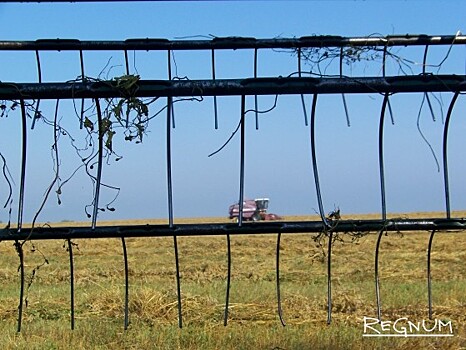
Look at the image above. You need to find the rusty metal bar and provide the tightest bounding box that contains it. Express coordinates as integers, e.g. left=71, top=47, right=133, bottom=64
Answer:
left=1, top=76, right=465, bottom=100
left=1, top=35, right=465, bottom=51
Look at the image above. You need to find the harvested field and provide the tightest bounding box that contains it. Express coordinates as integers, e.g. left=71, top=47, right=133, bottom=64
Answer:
left=0, top=213, right=465, bottom=349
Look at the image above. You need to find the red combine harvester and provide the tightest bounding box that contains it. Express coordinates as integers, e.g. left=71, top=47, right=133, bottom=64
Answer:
left=228, top=198, right=282, bottom=222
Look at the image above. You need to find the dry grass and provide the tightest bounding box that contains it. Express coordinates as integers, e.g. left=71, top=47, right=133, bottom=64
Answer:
left=0, top=212, right=465, bottom=349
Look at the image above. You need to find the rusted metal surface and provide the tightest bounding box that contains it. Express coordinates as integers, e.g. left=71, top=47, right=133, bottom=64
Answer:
left=0, top=75, right=465, bottom=100
left=0, top=35, right=465, bottom=51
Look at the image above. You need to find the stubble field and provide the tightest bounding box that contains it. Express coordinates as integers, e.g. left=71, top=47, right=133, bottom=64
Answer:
left=0, top=212, right=465, bottom=349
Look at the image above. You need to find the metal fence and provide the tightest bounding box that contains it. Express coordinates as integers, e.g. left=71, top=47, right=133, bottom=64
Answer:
left=0, top=34, right=466, bottom=331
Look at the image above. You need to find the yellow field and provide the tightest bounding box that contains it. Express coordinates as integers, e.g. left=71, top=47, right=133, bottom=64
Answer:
left=0, top=212, right=465, bottom=349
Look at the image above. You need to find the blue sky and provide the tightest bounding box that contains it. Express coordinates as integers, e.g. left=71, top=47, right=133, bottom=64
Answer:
left=0, top=1, right=466, bottom=223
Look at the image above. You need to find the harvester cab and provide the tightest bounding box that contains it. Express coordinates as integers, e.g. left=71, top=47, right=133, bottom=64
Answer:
left=229, top=197, right=282, bottom=222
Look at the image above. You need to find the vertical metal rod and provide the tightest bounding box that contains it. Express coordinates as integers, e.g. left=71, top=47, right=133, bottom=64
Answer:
left=238, top=95, right=246, bottom=227
left=16, top=99, right=28, bottom=332
left=116, top=52, right=132, bottom=329
left=422, top=45, right=437, bottom=123
left=327, top=231, right=333, bottom=325
left=166, top=100, right=174, bottom=226
left=124, top=50, right=130, bottom=128
left=79, top=50, right=85, bottom=130
left=298, top=48, right=309, bottom=127
left=225, top=95, right=246, bottom=326
left=121, top=236, right=129, bottom=329
left=67, top=239, right=75, bottom=330
left=375, top=93, right=389, bottom=321
left=118, top=51, right=132, bottom=329
left=309, top=94, right=329, bottom=227
left=226, top=93, right=245, bottom=320
left=15, top=240, right=24, bottom=333
left=124, top=49, right=130, bottom=75
left=427, top=229, right=436, bottom=320
left=387, top=100, right=395, bottom=126
left=383, top=47, right=395, bottom=125
left=374, top=229, right=384, bottom=322
left=224, top=233, right=231, bottom=326
left=378, top=94, right=389, bottom=222
left=442, top=92, right=460, bottom=219
left=276, top=232, right=286, bottom=326
left=422, top=45, right=429, bottom=74
left=168, top=50, right=175, bottom=128
left=425, top=93, right=436, bottom=123
left=31, top=50, right=42, bottom=130
left=309, top=93, right=332, bottom=324
left=18, top=100, right=27, bottom=233
left=120, top=57, right=131, bottom=328
left=166, top=97, right=182, bottom=328
left=212, top=49, right=219, bottom=129
left=254, top=48, right=259, bottom=130
left=92, top=98, right=103, bottom=230
left=340, top=47, right=351, bottom=127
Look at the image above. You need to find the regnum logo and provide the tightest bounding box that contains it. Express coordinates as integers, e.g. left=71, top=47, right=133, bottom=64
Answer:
left=363, top=316, right=454, bottom=338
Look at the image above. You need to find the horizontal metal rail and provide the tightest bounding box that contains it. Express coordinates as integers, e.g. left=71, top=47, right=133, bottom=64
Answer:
left=1, top=218, right=465, bottom=241
left=0, top=35, right=465, bottom=51
left=1, top=75, right=466, bottom=100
